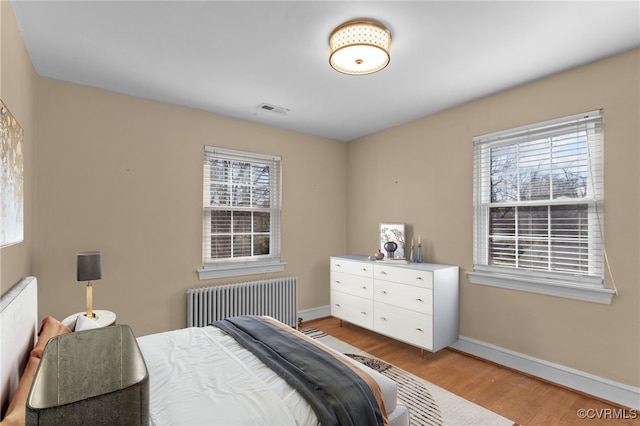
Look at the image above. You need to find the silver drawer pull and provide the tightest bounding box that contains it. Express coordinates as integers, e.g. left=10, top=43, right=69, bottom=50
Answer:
left=334, top=263, right=341, bottom=267
left=361, top=268, right=368, bottom=272
left=416, top=328, right=424, bottom=332
left=416, top=276, right=424, bottom=280
left=334, top=303, right=341, bottom=307
left=335, top=280, right=341, bottom=284
left=380, top=316, right=388, bottom=321
left=381, top=290, right=388, bottom=295
left=380, top=271, right=387, bottom=275
left=361, top=286, right=367, bottom=289
left=360, top=311, right=367, bottom=315
left=416, top=298, right=423, bottom=302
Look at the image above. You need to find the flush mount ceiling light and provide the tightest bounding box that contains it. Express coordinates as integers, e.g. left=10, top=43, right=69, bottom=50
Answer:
left=329, top=20, right=391, bottom=75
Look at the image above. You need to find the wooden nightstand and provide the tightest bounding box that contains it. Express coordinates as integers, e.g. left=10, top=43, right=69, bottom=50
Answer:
left=62, top=310, right=116, bottom=330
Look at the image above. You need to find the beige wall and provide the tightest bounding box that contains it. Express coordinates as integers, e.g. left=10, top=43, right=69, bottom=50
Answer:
left=0, top=1, right=37, bottom=294
left=347, top=49, right=640, bottom=387
left=33, top=78, right=347, bottom=336
left=3, top=0, right=638, bottom=392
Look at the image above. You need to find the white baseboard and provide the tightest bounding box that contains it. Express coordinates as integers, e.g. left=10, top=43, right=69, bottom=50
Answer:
left=451, top=336, right=640, bottom=410
left=297, top=305, right=330, bottom=324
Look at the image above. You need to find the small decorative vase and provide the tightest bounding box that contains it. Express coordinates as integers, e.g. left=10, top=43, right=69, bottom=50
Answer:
left=409, top=245, right=415, bottom=262
left=374, top=249, right=384, bottom=261
left=384, top=241, right=398, bottom=259
left=417, top=244, right=423, bottom=263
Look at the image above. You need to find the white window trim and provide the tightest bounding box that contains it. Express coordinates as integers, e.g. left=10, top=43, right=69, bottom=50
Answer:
left=471, top=110, right=614, bottom=304
left=467, top=266, right=615, bottom=304
left=198, top=260, right=286, bottom=280
left=198, top=146, right=285, bottom=280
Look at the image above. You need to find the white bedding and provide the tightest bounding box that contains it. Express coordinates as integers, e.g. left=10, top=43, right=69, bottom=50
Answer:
left=137, top=325, right=408, bottom=426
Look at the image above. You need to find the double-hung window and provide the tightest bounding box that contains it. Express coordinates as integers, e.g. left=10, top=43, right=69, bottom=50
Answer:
left=468, top=110, right=614, bottom=304
left=198, top=146, right=285, bottom=280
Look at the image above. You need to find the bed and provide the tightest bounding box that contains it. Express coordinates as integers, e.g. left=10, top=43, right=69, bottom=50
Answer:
left=1, top=277, right=410, bottom=426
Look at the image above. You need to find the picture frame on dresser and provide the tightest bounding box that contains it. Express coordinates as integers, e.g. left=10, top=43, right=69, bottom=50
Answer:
left=380, top=223, right=405, bottom=259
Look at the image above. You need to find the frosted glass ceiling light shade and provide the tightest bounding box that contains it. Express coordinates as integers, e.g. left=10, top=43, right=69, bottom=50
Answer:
left=329, top=20, right=391, bottom=75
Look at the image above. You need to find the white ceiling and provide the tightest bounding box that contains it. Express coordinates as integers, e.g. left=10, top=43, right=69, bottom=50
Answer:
left=10, top=1, right=640, bottom=142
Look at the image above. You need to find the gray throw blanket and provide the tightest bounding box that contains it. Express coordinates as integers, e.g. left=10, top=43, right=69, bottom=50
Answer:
left=213, top=315, right=385, bottom=426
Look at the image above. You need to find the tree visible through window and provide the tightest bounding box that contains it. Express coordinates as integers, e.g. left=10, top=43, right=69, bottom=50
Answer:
left=202, top=147, right=281, bottom=266
left=472, top=111, right=604, bottom=290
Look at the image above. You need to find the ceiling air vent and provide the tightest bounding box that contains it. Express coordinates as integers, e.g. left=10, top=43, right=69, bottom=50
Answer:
left=257, top=103, right=289, bottom=116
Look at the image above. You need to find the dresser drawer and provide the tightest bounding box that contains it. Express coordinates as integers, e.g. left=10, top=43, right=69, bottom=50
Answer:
left=374, top=280, right=433, bottom=315
left=330, top=291, right=374, bottom=329
left=374, top=302, right=433, bottom=351
left=330, top=256, right=458, bottom=353
left=331, top=271, right=374, bottom=299
left=330, top=258, right=374, bottom=278
left=374, top=264, right=433, bottom=288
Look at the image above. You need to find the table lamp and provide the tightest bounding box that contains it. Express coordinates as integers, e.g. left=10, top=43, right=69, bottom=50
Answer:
left=77, top=251, right=102, bottom=320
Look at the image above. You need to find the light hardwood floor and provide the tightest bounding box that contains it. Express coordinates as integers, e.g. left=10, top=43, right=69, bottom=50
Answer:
left=303, top=316, right=639, bottom=426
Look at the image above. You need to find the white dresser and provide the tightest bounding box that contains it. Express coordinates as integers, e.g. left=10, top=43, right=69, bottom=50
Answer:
left=330, top=255, right=459, bottom=352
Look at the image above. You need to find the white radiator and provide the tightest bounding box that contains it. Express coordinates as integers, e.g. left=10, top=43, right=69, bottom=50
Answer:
left=187, top=277, right=297, bottom=328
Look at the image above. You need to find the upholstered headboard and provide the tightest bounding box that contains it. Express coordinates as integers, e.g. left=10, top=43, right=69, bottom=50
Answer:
left=0, top=277, right=38, bottom=419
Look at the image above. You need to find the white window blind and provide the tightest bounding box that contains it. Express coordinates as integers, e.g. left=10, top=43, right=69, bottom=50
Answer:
left=200, top=146, right=283, bottom=277
left=470, top=111, right=611, bottom=301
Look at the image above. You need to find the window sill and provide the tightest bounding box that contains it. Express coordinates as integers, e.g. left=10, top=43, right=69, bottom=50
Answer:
left=198, top=260, right=287, bottom=280
left=467, top=267, right=615, bottom=305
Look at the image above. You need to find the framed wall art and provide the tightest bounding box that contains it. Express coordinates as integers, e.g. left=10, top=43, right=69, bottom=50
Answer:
left=380, top=223, right=405, bottom=260
left=1, top=99, right=24, bottom=247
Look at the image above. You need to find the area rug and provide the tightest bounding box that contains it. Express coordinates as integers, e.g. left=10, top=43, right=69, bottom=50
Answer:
left=301, top=328, right=518, bottom=426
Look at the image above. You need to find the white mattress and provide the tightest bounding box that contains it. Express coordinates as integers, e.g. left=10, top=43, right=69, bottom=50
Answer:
left=137, top=325, right=408, bottom=426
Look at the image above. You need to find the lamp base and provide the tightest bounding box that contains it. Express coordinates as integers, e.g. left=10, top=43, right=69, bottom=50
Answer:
left=85, top=280, right=95, bottom=320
